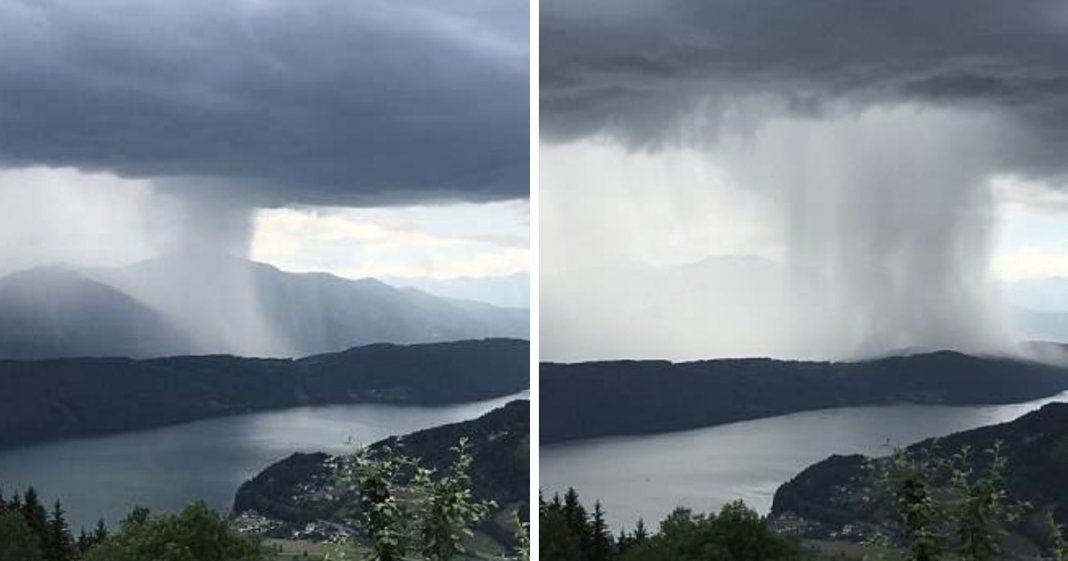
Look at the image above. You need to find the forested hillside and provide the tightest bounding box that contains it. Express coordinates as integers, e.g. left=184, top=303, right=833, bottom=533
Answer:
left=0, top=338, right=528, bottom=450
left=234, top=400, right=530, bottom=554
left=542, top=351, right=1068, bottom=443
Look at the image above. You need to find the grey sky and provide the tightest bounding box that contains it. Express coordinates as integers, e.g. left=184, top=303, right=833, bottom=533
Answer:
left=0, top=0, right=530, bottom=298
left=540, top=0, right=1068, bottom=361
left=542, top=0, right=1068, bottom=181
left=0, top=0, right=529, bottom=207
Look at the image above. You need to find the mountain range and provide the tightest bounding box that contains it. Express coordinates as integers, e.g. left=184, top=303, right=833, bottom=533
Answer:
left=543, top=255, right=1068, bottom=362
left=383, top=272, right=529, bottom=309
left=0, top=253, right=528, bottom=360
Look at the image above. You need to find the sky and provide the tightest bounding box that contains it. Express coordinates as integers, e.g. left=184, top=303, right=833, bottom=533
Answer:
left=541, top=0, right=1068, bottom=361
left=0, top=0, right=529, bottom=283
left=990, top=176, right=1068, bottom=282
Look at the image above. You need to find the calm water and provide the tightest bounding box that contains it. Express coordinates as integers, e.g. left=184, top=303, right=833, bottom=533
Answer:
left=0, top=392, right=528, bottom=531
left=541, top=391, right=1068, bottom=531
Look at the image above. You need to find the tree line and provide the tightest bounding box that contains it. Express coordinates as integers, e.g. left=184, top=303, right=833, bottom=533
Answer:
left=0, top=486, right=107, bottom=561
left=0, top=486, right=258, bottom=561
left=539, top=488, right=801, bottom=561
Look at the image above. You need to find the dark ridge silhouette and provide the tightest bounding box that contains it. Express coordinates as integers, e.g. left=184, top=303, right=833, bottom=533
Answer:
left=541, top=351, right=1068, bottom=444
left=0, top=338, right=528, bottom=450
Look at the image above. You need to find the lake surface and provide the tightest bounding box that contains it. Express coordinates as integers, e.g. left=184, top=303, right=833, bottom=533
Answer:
left=0, top=392, right=528, bottom=531
left=541, top=391, right=1068, bottom=531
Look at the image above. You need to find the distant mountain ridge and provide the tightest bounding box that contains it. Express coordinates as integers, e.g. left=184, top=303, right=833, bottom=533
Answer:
left=541, top=351, right=1068, bottom=444
left=1002, top=276, right=1068, bottom=312
left=0, top=338, right=529, bottom=450
left=0, top=267, right=196, bottom=359
left=543, top=256, right=1068, bottom=363
left=0, top=253, right=528, bottom=359
left=383, top=272, right=529, bottom=309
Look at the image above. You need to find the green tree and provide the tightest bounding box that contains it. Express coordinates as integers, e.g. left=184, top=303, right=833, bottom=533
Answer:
left=92, top=519, right=110, bottom=543
left=329, top=445, right=412, bottom=561
left=883, top=445, right=945, bottom=561
left=710, top=500, right=798, bottom=561
left=513, top=510, right=530, bottom=561
left=327, top=438, right=495, bottom=561
left=45, top=500, right=74, bottom=561
left=411, top=438, right=496, bottom=561
left=649, top=503, right=798, bottom=561
left=881, top=440, right=1026, bottom=561
left=540, top=490, right=798, bottom=561
left=589, top=502, right=612, bottom=561
left=1047, top=511, right=1068, bottom=561
left=539, top=497, right=582, bottom=561
left=0, top=510, right=44, bottom=561
left=946, top=443, right=1022, bottom=561
left=21, top=487, right=49, bottom=542
left=76, top=529, right=92, bottom=555
left=82, top=502, right=262, bottom=561
left=633, top=518, right=647, bottom=544
left=561, top=488, right=591, bottom=560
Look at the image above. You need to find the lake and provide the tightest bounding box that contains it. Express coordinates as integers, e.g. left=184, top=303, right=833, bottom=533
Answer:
left=540, top=391, right=1068, bottom=531
left=0, top=392, right=527, bottom=531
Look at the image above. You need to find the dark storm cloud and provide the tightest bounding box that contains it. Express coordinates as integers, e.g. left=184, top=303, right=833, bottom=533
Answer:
left=0, top=0, right=529, bottom=206
left=541, top=0, right=1068, bottom=170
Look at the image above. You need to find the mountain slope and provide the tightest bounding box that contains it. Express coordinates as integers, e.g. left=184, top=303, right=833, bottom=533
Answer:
left=544, top=256, right=1068, bottom=364
left=384, top=272, right=530, bottom=309
left=0, top=338, right=529, bottom=450
left=0, top=254, right=527, bottom=359
left=91, top=253, right=528, bottom=357
left=1002, top=276, right=1068, bottom=313
left=541, top=352, right=1068, bottom=443
left=770, top=402, right=1068, bottom=548
left=233, top=400, right=530, bottom=553
left=1015, top=307, right=1068, bottom=344
left=0, top=267, right=194, bottom=359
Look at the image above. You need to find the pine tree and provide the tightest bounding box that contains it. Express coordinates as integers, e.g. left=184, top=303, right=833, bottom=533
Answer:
left=562, top=488, right=592, bottom=560
left=616, top=527, right=631, bottom=554
left=76, top=529, right=91, bottom=555
left=92, top=519, right=109, bottom=543
left=590, top=501, right=613, bottom=561
left=633, top=518, right=648, bottom=544
left=45, top=500, right=73, bottom=561
left=540, top=498, right=582, bottom=561
left=20, top=487, right=48, bottom=550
